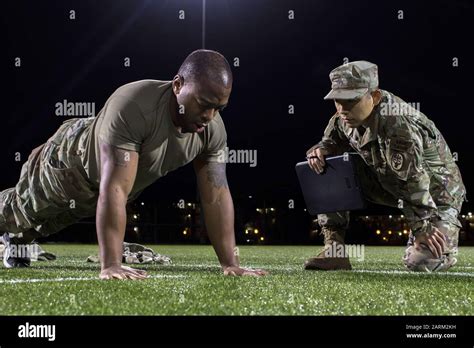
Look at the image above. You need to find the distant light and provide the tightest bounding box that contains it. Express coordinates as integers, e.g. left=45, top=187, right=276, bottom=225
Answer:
left=403, top=229, right=408, bottom=234
left=270, top=208, right=275, bottom=211
left=388, top=230, right=392, bottom=235
left=366, top=216, right=369, bottom=219
left=133, top=214, right=138, bottom=219
left=383, top=237, right=387, bottom=241
left=249, top=195, right=252, bottom=199
left=398, top=232, right=402, bottom=236
left=468, top=212, right=473, bottom=217
left=133, top=227, right=139, bottom=232
left=246, top=239, right=250, bottom=243
left=376, top=230, right=381, bottom=235
left=304, top=209, right=307, bottom=212
left=462, top=215, right=466, bottom=219
left=183, top=230, right=187, bottom=235
left=401, top=215, right=404, bottom=218
left=254, top=229, right=259, bottom=234
left=187, top=203, right=192, bottom=207
left=260, top=237, right=264, bottom=241
left=187, top=214, right=191, bottom=218
left=245, top=230, right=249, bottom=234
left=389, top=215, right=392, bottom=219
left=141, top=202, right=145, bottom=206
left=256, top=208, right=262, bottom=213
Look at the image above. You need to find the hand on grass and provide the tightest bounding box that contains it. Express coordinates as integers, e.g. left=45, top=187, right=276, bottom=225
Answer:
left=223, top=266, right=268, bottom=277
left=100, top=265, right=148, bottom=280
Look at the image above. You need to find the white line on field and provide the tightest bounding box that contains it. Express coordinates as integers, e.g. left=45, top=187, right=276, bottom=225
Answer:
left=175, top=263, right=474, bottom=276
left=0, top=274, right=186, bottom=284
left=2, top=265, right=472, bottom=284
left=353, top=269, right=474, bottom=277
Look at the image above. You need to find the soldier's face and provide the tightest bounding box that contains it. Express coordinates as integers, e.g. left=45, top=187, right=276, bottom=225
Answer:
left=172, top=75, right=231, bottom=133
left=334, top=92, right=375, bottom=128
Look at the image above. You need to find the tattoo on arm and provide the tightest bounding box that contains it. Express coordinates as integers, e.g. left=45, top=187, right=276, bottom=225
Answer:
left=206, top=162, right=228, bottom=189
left=112, top=149, right=130, bottom=167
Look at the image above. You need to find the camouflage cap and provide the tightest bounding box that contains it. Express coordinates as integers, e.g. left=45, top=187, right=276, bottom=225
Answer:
left=324, top=60, right=379, bottom=100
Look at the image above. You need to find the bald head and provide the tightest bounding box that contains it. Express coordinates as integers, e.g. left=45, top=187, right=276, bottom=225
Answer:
left=171, top=49, right=233, bottom=133
left=177, top=49, right=233, bottom=88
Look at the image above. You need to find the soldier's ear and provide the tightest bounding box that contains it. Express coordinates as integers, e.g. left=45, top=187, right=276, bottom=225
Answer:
left=172, top=75, right=184, bottom=95
left=371, top=89, right=382, bottom=106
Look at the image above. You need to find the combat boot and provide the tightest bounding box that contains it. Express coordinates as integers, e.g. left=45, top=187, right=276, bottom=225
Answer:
left=304, top=227, right=352, bottom=270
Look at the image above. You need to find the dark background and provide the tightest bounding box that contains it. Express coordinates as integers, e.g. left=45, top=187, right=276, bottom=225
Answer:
left=1, top=0, right=473, bottom=244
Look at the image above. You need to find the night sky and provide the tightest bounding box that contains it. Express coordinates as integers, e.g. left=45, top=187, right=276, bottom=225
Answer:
left=2, top=0, right=473, bottom=212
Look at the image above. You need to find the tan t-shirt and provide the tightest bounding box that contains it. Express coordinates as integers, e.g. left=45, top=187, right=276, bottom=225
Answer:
left=83, top=80, right=227, bottom=199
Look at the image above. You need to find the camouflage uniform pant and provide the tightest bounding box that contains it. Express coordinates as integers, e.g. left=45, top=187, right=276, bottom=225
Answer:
left=315, top=160, right=463, bottom=270
left=0, top=118, right=99, bottom=241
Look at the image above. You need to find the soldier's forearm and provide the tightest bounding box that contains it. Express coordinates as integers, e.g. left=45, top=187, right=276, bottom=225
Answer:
left=194, top=160, right=238, bottom=268
left=96, top=188, right=128, bottom=269
left=201, top=188, right=238, bottom=268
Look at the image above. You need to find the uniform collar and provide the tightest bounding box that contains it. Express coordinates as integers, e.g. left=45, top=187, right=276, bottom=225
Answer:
left=358, top=109, right=379, bottom=147
left=345, top=109, right=379, bottom=147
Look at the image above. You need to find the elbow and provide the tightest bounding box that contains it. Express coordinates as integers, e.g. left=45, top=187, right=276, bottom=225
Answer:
left=98, top=184, right=129, bottom=204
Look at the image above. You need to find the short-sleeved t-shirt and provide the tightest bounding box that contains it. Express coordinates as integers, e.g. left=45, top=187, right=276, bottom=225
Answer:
left=82, top=80, right=227, bottom=199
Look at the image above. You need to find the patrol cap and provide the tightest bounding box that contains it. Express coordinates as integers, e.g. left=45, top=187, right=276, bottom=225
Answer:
left=324, top=60, right=379, bottom=100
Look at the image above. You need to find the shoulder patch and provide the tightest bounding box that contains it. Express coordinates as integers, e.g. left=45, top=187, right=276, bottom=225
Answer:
left=391, top=152, right=404, bottom=170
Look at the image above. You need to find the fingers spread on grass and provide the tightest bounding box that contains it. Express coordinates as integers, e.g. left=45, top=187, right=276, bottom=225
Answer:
left=242, top=268, right=268, bottom=277
left=242, top=271, right=259, bottom=277
left=248, top=269, right=269, bottom=276
left=122, top=266, right=148, bottom=278
left=127, top=271, right=147, bottom=279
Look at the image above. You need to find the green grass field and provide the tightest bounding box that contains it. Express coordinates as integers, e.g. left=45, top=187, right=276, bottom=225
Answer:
left=0, top=245, right=473, bottom=315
